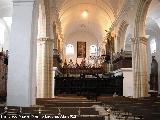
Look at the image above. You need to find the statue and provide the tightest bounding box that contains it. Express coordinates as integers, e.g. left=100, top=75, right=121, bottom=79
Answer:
left=68, top=59, right=74, bottom=68
left=74, top=58, right=79, bottom=68
left=104, top=31, right=114, bottom=64
left=63, top=59, right=68, bottom=68
left=80, top=58, right=86, bottom=68
left=150, top=56, right=158, bottom=91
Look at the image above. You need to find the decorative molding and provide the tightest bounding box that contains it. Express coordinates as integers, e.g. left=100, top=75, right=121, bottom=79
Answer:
left=121, top=68, right=132, bottom=71
left=131, top=37, right=147, bottom=45
left=110, top=0, right=136, bottom=31
left=37, top=37, right=53, bottom=42
left=13, top=0, right=35, bottom=6
left=13, top=0, right=35, bottom=2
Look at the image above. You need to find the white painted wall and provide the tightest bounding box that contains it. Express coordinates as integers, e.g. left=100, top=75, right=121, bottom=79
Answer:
left=64, top=31, right=99, bottom=64
left=30, top=0, right=39, bottom=105
left=7, top=1, right=36, bottom=107
left=121, top=68, right=134, bottom=97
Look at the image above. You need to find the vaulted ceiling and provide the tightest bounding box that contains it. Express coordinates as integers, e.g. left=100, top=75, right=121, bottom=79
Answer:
left=54, top=0, right=125, bottom=41
left=147, top=0, right=160, bottom=21
left=1, top=0, right=160, bottom=41
left=146, top=0, right=160, bottom=40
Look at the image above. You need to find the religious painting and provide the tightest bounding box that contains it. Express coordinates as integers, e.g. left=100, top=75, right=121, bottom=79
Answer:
left=77, top=42, right=86, bottom=58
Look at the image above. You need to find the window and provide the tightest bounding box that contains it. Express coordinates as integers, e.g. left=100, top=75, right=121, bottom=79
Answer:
left=0, top=22, right=5, bottom=47
left=66, top=44, right=74, bottom=55
left=3, top=17, right=12, bottom=28
left=90, top=45, right=97, bottom=56
left=150, top=39, right=156, bottom=54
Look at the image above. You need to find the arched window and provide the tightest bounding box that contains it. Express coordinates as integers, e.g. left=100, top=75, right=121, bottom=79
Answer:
left=0, top=22, right=5, bottom=47
left=66, top=44, right=74, bottom=55
left=90, top=45, right=97, bottom=56
left=150, top=39, right=156, bottom=54
left=3, top=17, right=12, bottom=28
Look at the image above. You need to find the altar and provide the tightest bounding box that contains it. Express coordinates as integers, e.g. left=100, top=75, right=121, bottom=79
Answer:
left=61, top=67, right=104, bottom=75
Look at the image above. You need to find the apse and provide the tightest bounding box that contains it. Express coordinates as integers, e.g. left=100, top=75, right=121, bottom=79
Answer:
left=57, top=0, right=115, bottom=63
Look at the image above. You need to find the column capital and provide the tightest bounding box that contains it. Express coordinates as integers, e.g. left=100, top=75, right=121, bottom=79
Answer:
left=13, top=0, right=35, bottom=2
left=131, top=37, right=147, bottom=45
left=13, top=0, right=35, bottom=7
left=37, top=37, right=54, bottom=42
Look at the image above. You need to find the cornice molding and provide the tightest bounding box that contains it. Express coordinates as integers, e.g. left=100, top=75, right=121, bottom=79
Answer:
left=131, top=37, right=147, bottom=45
left=37, top=37, right=54, bottom=42
left=13, top=0, right=35, bottom=2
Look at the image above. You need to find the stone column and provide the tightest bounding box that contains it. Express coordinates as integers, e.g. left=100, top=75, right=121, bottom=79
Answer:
left=132, top=37, right=148, bottom=98
left=7, top=0, right=36, bottom=106
left=37, top=38, right=53, bottom=98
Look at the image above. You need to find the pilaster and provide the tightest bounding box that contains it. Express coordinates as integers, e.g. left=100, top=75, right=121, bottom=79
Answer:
left=37, top=38, right=53, bottom=98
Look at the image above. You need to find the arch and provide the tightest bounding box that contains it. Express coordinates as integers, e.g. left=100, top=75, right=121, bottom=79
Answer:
left=150, top=38, right=156, bottom=54
left=124, top=33, right=132, bottom=51
left=134, top=0, right=152, bottom=37
left=145, top=17, right=160, bottom=55
left=66, top=44, right=74, bottom=55
left=0, top=18, right=11, bottom=50
left=145, top=0, right=160, bottom=93
left=0, top=20, right=5, bottom=47
left=117, top=20, right=129, bottom=52
left=145, top=17, right=160, bottom=42
left=90, top=45, right=97, bottom=56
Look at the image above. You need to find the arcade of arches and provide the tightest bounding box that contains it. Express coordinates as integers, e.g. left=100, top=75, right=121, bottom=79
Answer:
left=0, top=0, right=160, bottom=107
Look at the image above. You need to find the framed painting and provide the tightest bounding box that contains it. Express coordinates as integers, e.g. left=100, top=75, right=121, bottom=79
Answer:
left=77, top=41, right=86, bottom=58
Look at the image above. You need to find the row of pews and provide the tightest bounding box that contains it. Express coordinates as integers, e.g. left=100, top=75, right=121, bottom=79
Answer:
left=2, top=95, right=160, bottom=119
left=0, top=96, right=106, bottom=120
left=98, top=96, right=160, bottom=120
